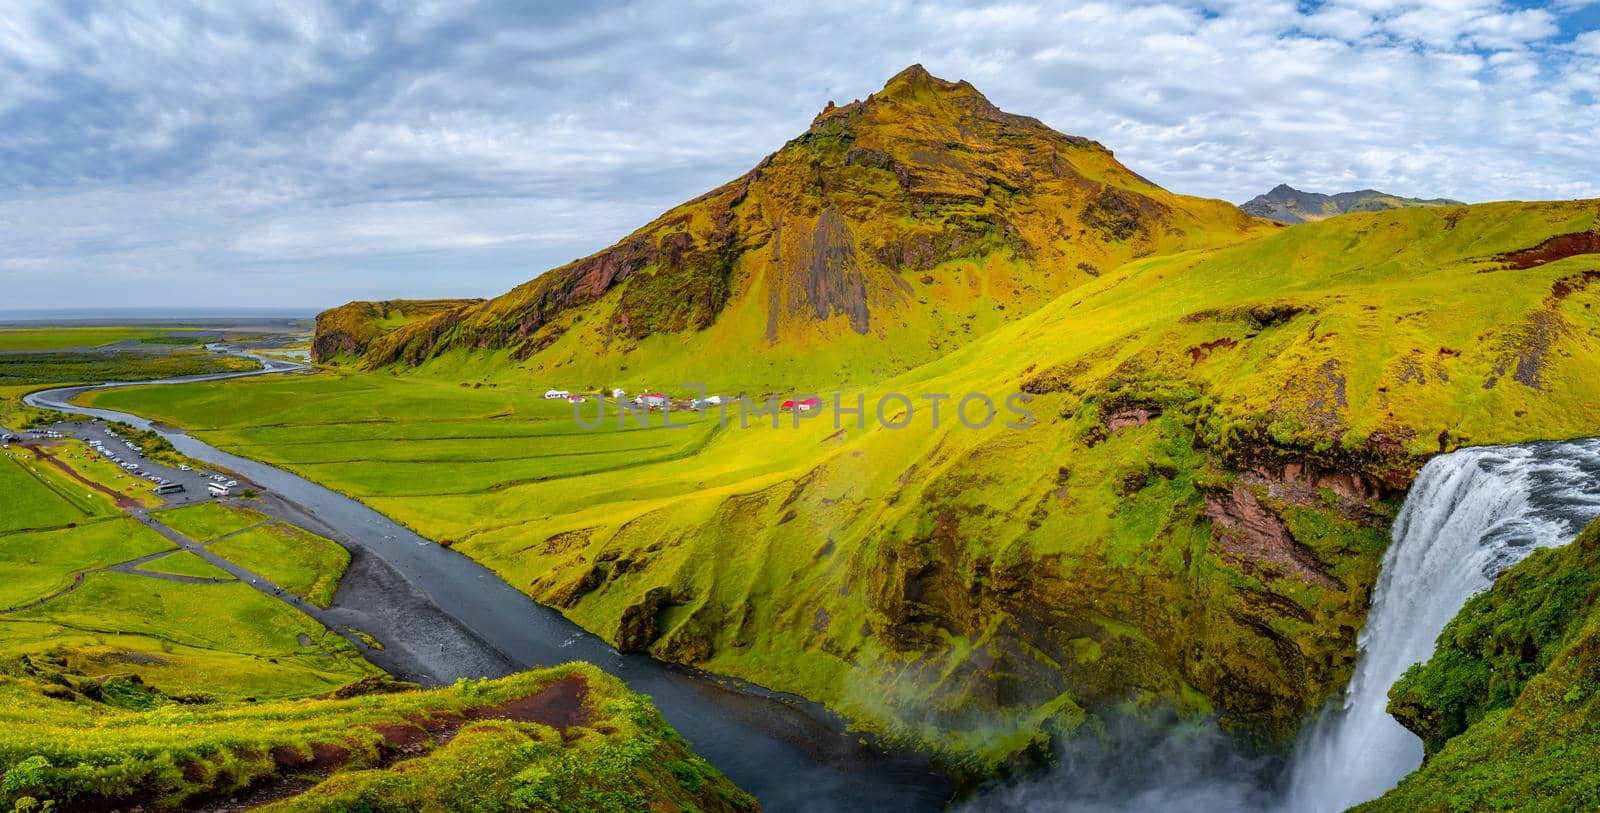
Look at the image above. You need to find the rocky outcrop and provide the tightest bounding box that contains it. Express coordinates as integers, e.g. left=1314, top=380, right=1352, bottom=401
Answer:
left=311, top=299, right=480, bottom=363
left=1491, top=228, right=1600, bottom=270
left=615, top=586, right=681, bottom=652
left=1203, top=481, right=1339, bottom=588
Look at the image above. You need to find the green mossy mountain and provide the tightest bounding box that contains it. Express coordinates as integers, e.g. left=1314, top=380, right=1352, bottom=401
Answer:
left=1362, top=517, right=1600, bottom=811
left=316, top=65, right=1266, bottom=387
left=255, top=67, right=1600, bottom=773
left=1241, top=184, right=1463, bottom=224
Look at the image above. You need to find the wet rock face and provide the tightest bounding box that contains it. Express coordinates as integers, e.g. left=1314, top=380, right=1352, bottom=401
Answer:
left=800, top=206, right=871, bottom=334
left=1204, top=481, right=1338, bottom=588
left=615, top=586, right=680, bottom=652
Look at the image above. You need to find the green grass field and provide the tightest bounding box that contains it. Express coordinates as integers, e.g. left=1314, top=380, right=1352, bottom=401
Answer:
left=11, top=572, right=359, bottom=670
left=0, top=444, right=123, bottom=530
left=0, top=440, right=379, bottom=705
left=136, top=551, right=235, bottom=581
left=0, top=326, right=201, bottom=352
left=86, top=372, right=722, bottom=499
left=0, top=520, right=174, bottom=610
left=153, top=502, right=269, bottom=543
left=209, top=523, right=349, bottom=608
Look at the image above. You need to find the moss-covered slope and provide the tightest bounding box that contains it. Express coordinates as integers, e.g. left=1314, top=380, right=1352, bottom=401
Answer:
left=1362, top=517, right=1600, bottom=811
left=0, top=661, right=755, bottom=812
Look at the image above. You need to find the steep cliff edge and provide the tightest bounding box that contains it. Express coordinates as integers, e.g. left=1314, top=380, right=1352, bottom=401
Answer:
left=1364, top=517, right=1600, bottom=811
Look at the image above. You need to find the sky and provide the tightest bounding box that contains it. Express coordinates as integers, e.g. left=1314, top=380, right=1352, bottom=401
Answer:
left=2, top=0, right=1598, bottom=312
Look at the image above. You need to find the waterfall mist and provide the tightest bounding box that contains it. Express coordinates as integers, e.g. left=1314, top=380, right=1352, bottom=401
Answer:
left=957, top=710, right=1282, bottom=813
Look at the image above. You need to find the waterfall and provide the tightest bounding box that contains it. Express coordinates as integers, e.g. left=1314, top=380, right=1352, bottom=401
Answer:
left=1282, top=438, right=1600, bottom=813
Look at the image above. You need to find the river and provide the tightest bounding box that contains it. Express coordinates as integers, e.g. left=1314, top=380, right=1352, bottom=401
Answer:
left=26, top=352, right=954, bottom=813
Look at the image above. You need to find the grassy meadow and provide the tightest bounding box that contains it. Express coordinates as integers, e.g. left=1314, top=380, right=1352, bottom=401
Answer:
left=0, top=326, right=202, bottom=352
left=136, top=551, right=236, bottom=580
left=0, top=447, right=119, bottom=532
left=207, top=521, right=350, bottom=608
left=154, top=501, right=268, bottom=542
left=0, top=436, right=379, bottom=703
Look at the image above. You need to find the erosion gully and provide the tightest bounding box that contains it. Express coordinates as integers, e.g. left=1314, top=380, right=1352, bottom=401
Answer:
left=26, top=351, right=954, bottom=813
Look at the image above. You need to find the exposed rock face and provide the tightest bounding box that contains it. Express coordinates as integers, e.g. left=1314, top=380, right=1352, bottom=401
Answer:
left=615, top=586, right=681, bottom=652
left=799, top=205, right=871, bottom=334
left=1104, top=407, right=1159, bottom=432
left=1204, top=481, right=1339, bottom=588
left=1492, top=228, right=1600, bottom=270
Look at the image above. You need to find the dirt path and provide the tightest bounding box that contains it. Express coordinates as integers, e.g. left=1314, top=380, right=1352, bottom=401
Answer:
left=26, top=443, right=141, bottom=509
left=105, top=550, right=235, bottom=584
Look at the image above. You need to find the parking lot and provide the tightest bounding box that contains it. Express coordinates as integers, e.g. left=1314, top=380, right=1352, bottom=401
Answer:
left=31, top=418, right=258, bottom=506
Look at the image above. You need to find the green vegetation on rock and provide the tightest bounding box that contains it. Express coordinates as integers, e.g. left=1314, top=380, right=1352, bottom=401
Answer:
left=0, top=662, right=753, bottom=813
left=1363, top=518, right=1600, bottom=811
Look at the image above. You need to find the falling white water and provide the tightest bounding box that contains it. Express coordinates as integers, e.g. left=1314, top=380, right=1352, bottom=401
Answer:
left=1282, top=438, right=1600, bottom=813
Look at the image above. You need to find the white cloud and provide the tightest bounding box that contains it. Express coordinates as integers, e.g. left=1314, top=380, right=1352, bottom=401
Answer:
left=0, top=0, right=1595, bottom=310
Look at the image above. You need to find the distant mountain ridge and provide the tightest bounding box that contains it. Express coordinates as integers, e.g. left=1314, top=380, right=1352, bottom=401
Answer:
left=1241, top=184, right=1463, bottom=224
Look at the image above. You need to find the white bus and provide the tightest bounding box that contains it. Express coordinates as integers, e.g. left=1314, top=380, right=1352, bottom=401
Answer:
left=207, top=482, right=230, bottom=497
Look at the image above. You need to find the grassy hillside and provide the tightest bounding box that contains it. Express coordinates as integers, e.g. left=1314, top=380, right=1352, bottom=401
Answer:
left=322, top=66, right=1267, bottom=389
left=88, top=198, right=1600, bottom=772
left=0, top=662, right=755, bottom=812
left=1362, top=517, right=1600, bottom=811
